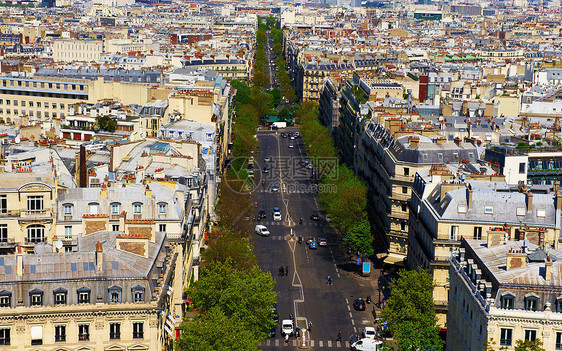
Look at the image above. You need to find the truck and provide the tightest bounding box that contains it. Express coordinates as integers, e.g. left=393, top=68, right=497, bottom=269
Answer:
left=272, top=121, right=287, bottom=129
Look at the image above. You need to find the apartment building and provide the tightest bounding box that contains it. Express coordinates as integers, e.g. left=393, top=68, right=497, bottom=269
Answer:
left=52, top=39, right=104, bottom=62
left=410, top=175, right=561, bottom=326
left=358, top=119, right=478, bottom=265
left=0, top=230, right=176, bottom=350
left=448, top=238, right=562, bottom=351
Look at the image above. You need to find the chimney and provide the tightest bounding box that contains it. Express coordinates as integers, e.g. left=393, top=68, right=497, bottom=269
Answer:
left=145, top=184, right=152, bottom=198
left=467, top=183, right=473, bottom=209
left=96, top=241, right=103, bottom=271
left=409, top=136, right=419, bottom=148
left=557, top=191, right=562, bottom=212
left=454, top=137, right=462, bottom=147
left=100, top=182, right=107, bottom=198
left=79, top=145, right=87, bottom=188
left=506, top=248, right=526, bottom=270
left=554, top=180, right=559, bottom=194
left=435, top=137, right=446, bottom=144
left=16, top=245, right=23, bottom=276
left=527, top=190, right=533, bottom=212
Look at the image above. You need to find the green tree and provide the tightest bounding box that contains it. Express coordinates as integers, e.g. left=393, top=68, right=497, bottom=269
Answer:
left=203, top=229, right=256, bottom=270
left=250, top=87, right=273, bottom=120
left=268, top=87, right=282, bottom=107
left=514, top=339, right=546, bottom=351
left=230, top=79, right=251, bottom=107
left=278, top=107, right=290, bottom=121
left=176, top=307, right=259, bottom=351
left=345, top=217, right=374, bottom=256
left=187, top=259, right=277, bottom=340
left=253, top=70, right=270, bottom=88
left=380, top=269, right=443, bottom=351
left=265, top=16, right=276, bottom=28
left=95, top=115, right=117, bottom=132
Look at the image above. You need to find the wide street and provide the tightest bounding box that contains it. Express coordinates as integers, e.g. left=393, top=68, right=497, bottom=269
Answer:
left=250, top=127, right=379, bottom=349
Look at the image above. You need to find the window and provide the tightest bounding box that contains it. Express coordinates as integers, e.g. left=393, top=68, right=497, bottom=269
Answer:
left=525, top=296, right=538, bottom=311
left=109, top=323, right=120, bottom=340
left=0, top=291, right=10, bottom=308
left=89, top=203, right=98, bottom=215
left=64, top=226, right=72, bottom=240
left=77, top=287, right=90, bottom=304
left=132, top=286, right=144, bottom=302
left=111, top=203, right=120, bottom=214
left=400, top=222, right=406, bottom=231
left=78, top=324, right=89, bottom=341
left=474, top=227, right=482, bottom=240
left=449, top=226, right=459, bottom=240
left=457, top=205, right=467, bottom=214
left=525, top=329, right=537, bottom=342
left=404, top=167, right=409, bottom=176
left=30, top=289, right=43, bottom=306
left=484, top=206, right=493, bottom=214
left=519, top=162, right=526, bottom=174
left=402, top=186, right=407, bottom=194
left=30, top=325, right=42, bottom=345
left=109, top=286, right=121, bottom=303
left=55, top=325, right=66, bottom=342
left=556, top=332, right=562, bottom=350
left=54, top=288, right=67, bottom=305
left=500, top=328, right=512, bottom=346
left=27, top=196, right=43, bottom=211
left=63, top=204, right=72, bottom=216
left=0, top=225, right=6, bottom=243
left=537, top=209, right=546, bottom=217
left=0, top=195, right=6, bottom=214
left=401, top=204, right=407, bottom=212
left=133, top=322, right=144, bottom=339
left=0, top=328, right=9, bottom=345
left=517, top=207, right=526, bottom=216
left=159, top=224, right=166, bottom=233
left=27, top=225, right=45, bottom=243
left=112, top=224, right=119, bottom=232
left=158, top=203, right=167, bottom=214
left=133, top=203, right=142, bottom=214
left=501, top=294, right=514, bottom=309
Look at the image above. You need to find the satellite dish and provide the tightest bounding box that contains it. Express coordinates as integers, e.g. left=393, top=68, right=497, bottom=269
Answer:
left=55, top=240, right=63, bottom=250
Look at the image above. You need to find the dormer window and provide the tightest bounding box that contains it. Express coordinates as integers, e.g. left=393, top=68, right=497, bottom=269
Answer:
left=0, top=291, right=11, bottom=308
left=111, top=203, right=120, bottom=215
left=77, top=287, right=90, bottom=304
left=132, top=286, right=145, bottom=303
left=109, top=286, right=121, bottom=303
left=29, top=289, right=43, bottom=306
left=53, top=288, right=67, bottom=305
left=88, top=203, right=99, bottom=215
left=501, top=294, right=514, bottom=310
left=158, top=203, right=167, bottom=215
left=133, top=203, right=142, bottom=214
left=525, top=296, right=539, bottom=311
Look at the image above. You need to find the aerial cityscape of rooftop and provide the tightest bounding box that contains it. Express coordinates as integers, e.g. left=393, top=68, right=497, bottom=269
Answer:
left=0, top=0, right=560, bottom=350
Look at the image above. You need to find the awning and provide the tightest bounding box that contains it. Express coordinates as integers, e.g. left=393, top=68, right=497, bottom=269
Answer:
left=383, top=253, right=405, bottom=266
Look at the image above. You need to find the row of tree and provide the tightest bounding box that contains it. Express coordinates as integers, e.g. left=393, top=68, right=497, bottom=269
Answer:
left=295, top=101, right=374, bottom=257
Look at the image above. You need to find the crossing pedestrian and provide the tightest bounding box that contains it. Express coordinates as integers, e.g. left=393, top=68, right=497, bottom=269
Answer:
left=285, top=266, right=289, bottom=276
left=327, top=275, right=333, bottom=285
left=337, top=330, right=342, bottom=342
left=308, top=321, right=312, bottom=332
left=349, top=334, right=354, bottom=344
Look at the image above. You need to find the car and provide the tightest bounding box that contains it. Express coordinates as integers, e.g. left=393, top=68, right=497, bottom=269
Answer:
left=309, top=241, right=318, bottom=249
left=288, top=143, right=294, bottom=148
left=306, top=237, right=316, bottom=245
left=273, top=212, right=282, bottom=221
left=257, top=210, right=266, bottom=220
left=281, top=319, right=294, bottom=336
left=254, top=225, right=270, bottom=237
left=289, top=135, right=295, bottom=140
left=353, top=298, right=366, bottom=311
left=264, top=156, right=271, bottom=162
left=262, top=166, right=269, bottom=173
left=318, top=238, right=328, bottom=246
left=351, top=338, right=382, bottom=351
left=363, top=326, right=376, bottom=340
left=294, top=132, right=300, bottom=137
left=306, top=163, right=313, bottom=169
left=271, top=183, right=280, bottom=192
left=310, top=213, right=319, bottom=221
left=269, top=325, right=276, bottom=338
left=281, top=133, right=287, bottom=138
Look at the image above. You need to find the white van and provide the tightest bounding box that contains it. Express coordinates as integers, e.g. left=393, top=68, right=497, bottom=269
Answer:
left=351, top=338, right=382, bottom=351
left=254, top=225, right=270, bottom=237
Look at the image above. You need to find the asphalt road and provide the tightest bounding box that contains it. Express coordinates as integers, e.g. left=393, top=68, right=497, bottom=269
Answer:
left=251, top=128, right=378, bottom=349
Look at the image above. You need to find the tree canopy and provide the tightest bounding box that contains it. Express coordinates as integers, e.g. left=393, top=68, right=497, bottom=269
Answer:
left=380, top=269, right=443, bottom=351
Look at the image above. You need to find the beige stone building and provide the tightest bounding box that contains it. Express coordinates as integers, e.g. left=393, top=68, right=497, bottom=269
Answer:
left=52, top=40, right=104, bottom=62
left=448, top=238, right=562, bottom=351
left=410, top=175, right=561, bottom=326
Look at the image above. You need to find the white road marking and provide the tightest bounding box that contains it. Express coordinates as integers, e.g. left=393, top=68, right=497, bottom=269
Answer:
left=318, top=340, right=323, bottom=347
left=327, top=340, right=332, bottom=347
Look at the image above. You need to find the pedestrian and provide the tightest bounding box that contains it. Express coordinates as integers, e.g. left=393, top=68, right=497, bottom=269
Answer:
left=327, top=275, right=333, bottom=285
left=285, top=266, right=289, bottom=276
left=337, top=330, right=342, bottom=342
left=349, top=334, right=354, bottom=344
left=308, top=321, right=312, bottom=332
left=296, top=326, right=301, bottom=337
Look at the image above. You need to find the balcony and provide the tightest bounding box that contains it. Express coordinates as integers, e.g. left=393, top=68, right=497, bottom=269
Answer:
left=392, top=173, right=415, bottom=183
left=0, top=238, right=15, bottom=246
left=20, top=209, right=51, bottom=219
left=390, top=193, right=410, bottom=201
left=389, top=211, right=409, bottom=220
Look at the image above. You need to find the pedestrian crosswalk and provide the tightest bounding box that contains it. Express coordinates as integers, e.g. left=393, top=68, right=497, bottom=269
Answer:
left=257, top=339, right=350, bottom=348
left=257, top=221, right=322, bottom=227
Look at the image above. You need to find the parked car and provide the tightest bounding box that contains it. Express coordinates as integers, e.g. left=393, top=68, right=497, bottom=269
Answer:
left=363, top=326, right=376, bottom=339
left=353, top=298, right=366, bottom=311
left=318, top=238, right=328, bottom=246
left=254, top=225, right=271, bottom=237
